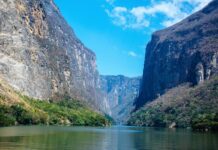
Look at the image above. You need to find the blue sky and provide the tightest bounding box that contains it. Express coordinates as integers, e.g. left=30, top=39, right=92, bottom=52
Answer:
left=54, top=0, right=211, bottom=77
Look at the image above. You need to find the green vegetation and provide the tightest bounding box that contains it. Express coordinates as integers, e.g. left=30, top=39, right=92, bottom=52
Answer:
left=0, top=80, right=111, bottom=127
left=191, top=113, right=218, bottom=131
left=128, top=76, right=218, bottom=131
left=0, top=105, right=16, bottom=126
left=0, top=97, right=111, bottom=127
left=0, top=96, right=111, bottom=127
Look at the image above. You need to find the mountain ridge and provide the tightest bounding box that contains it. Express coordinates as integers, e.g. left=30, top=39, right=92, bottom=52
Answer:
left=129, top=0, right=218, bottom=130
left=135, top=0, right=218, bottom=109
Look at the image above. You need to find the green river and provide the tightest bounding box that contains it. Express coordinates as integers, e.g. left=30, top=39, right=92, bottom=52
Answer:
left=0, top=126, right=217, bottom=150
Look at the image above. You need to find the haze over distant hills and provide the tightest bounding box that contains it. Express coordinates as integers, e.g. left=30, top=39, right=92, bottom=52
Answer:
left=100, top=75, right=140, bottom=123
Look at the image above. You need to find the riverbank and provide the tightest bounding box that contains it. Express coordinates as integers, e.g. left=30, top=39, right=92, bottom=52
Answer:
left=128, top=76, right=218, bottom=131
left=0, top=79, right=112, bottom=127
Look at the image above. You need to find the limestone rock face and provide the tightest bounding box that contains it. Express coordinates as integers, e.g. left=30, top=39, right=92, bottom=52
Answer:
left=0, top=0, right=106, bottom=110
left=136, top=0, right=218, bottom=109
left=100, top=75, right=141, bottom=123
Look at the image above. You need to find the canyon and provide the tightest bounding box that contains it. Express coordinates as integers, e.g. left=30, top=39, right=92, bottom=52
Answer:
left=0, top=0, right=139, bottom=123
left=100, top=75, right=140, bottom=123
left=0, top=0, right=218, bottom=128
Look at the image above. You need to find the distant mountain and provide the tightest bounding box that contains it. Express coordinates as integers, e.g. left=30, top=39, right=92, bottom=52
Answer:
left=100, top=75, right=140, bottom=123
left=135, top=0, right=218, bottom=109
left=0, top=0, right=109, bottom=112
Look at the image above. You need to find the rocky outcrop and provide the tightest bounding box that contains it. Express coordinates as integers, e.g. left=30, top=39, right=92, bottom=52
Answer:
left=100, top=75, right=140, bottom=123
left=0, top=0, right=107, bottom=111
left=136, top=0, right=218, bottom=109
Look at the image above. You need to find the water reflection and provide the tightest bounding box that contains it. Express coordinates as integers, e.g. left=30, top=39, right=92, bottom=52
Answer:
left=132, top=127, right=218, bottom=150
left=0, top=126, right=217, bottom=150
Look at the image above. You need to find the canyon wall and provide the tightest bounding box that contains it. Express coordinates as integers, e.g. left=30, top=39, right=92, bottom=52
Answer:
left=100, top=75, right=140, bottom=123
left=136, top=0, right=218, bottom=109
left=0, top=0, right=109, bottom=111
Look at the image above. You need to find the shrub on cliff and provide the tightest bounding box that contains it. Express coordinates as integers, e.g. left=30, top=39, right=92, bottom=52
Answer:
left=128, top=76, right=218, bottom=131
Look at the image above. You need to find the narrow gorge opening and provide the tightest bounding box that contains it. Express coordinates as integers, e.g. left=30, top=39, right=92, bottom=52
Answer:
left=1, top=0, right=218, bottom=149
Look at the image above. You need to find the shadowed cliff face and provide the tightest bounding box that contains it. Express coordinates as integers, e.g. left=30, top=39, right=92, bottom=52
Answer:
left=0, top=0, right=109, bottom=111
left=136, top=0, right=218, bottom=109
left=100, top=75, right=140, bottom=123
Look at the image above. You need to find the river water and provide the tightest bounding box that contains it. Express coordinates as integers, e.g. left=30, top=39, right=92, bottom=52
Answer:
left=0, top=126, right=217, bottom=150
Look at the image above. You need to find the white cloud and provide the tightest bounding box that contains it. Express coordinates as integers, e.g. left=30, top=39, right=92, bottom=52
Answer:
left=128, top=51, right=138, bottom=57
left=106, top=7, right=128, bottom=27
left=188, top=0, right=212, bottom=12
left=106, top=0, right=115, bottom=5
left=106, top=6, right=150, bottom=29
left=131, top=2, right=178, bottom=18
left=161, top=0, right=212, bottom=27
left=105, top=0, right=212, bottom=29
left=130, top=2, right=189, bottom=27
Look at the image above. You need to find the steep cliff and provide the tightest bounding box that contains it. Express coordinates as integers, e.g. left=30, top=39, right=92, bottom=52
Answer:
left=0, top=0, right=107, bottom=111
left=100, top=75, right=140, bottom=123
left=136, top=0, right=218, bottom=109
